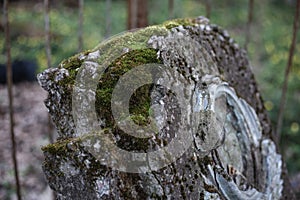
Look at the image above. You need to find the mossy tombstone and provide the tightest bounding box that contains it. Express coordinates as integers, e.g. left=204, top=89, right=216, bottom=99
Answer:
left=38, top=17, right=294, bottom=199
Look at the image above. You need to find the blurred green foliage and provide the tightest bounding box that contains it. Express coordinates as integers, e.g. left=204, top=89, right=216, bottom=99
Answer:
left=0, top=0, right=299, bottom=174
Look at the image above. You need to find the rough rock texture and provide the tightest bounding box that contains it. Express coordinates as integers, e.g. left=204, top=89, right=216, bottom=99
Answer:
left=38, top=17, right=295, bottom=199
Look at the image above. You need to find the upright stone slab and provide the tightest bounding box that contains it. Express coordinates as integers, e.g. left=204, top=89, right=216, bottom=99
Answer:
left=38, top=17, right=294, bottom=199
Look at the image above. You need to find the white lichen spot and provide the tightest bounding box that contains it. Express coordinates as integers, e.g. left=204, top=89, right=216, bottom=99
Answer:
left=223, top=30, right=230, bottom=38
left=84, top=159, right=91, bottom=168
left=95, top=177, right=110, bottom=198
left=86, top=50, right=100, bottom=60
left=205, top=25, right=212, bottom=32
left=203, top=190, right=221, bottom=200
left=78, top=53, right=87, bottom=61
left=59, top=161, right=80, bottom=178
left=194, top=85, right=210, bottom=112
left=200, top=24, right=205, bottom=30
left=93, top=140, right=101, bottom=150
left=195, top=16, right=210, bottom=24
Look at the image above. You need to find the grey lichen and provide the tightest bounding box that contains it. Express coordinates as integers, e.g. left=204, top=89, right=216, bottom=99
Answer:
left=38, top=68, right=75, bottom=138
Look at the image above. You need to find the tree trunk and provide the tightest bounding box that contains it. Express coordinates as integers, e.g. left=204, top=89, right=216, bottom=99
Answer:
left=78, top=0, right=84, bottom=52
left=168, top=0, right=174, bottom=19
left=204, top=0, right=211, bottom=19
left=105, top=0, right=112, bottom=38
left=245, top=0, right=254, bottom=50
left=127, top=0, right=148, bottom=29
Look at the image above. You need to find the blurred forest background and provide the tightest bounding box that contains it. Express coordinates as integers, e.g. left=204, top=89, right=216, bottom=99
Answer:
left=0, top=0, right=300, bottom=199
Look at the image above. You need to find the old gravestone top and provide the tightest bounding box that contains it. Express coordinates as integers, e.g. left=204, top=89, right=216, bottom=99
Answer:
left=38, top=17, right=294, bottom=199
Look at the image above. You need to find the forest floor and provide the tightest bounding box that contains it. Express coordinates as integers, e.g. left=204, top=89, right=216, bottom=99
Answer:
left=0, top=82, right=53, bottom=200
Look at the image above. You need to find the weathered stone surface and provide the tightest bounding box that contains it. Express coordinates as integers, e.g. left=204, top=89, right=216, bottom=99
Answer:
left=38, top=17, right=294, bottom=199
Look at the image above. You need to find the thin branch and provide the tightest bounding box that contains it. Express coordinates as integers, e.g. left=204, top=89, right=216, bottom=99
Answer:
left=44, top=0, right=51, bottom=69
left=204, top=0, right=211, bottom=19
left=105, top=0, right=111, bottom=38
left=78, top=0, right=84, bottom=52
left=276, top=0, right=300, bottom=143
left=3, top=0, right=22, bottom=199
left=168, top=0, right=174, bottom=19
left=44, top=0, right=54, bottom=144
left=245, top=0, right=254, bottom=50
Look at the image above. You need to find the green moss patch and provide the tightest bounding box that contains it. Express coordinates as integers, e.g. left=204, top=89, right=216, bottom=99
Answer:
left=96, top=48, right=162, bottom=128
left=163, top=18, right=200, bottom=29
